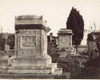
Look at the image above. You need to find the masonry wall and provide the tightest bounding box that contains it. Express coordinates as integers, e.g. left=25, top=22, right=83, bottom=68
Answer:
left=73, top=45, right=88, bottom=54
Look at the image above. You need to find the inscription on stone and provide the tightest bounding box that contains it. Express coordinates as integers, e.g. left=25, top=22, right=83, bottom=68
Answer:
left=60, top=37, right=68, bottom=44
left=20, top=36, right=36, bottom=49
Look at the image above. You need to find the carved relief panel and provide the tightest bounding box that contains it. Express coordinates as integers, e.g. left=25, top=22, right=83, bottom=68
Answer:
left=59, top=35, right=71, bottom=49
left=60, top=37, right=68, bottom=44
left=20, top=36, right=36, bottom=49
left=16, top=29, right=41, bottom=56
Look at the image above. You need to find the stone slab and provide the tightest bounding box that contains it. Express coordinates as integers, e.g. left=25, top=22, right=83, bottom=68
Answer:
left=8, top=63, right=58, bottom=74
left=9, top=54, right=52, bottom=67
left=52, top=68, right=62, bottom=75
left=0, top=73, right=54, bottom=79
left=8, top=68, right=53, bottom=74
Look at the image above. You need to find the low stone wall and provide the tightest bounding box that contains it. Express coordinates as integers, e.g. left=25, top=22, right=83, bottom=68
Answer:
left=73, top=45, right=88, bottom=54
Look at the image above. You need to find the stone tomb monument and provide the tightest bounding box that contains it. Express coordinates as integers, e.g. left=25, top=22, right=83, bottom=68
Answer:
left=8, top=15, right=62, bottom=75
left=57, top=28, right=74, bottom=57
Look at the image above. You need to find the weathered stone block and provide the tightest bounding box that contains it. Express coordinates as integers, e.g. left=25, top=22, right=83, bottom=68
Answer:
left=8, top=15, right=62, bottom=75
left=57, top=28, right=74, bottom=57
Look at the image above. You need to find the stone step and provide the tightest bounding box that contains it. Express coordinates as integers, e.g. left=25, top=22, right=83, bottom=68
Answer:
left=8, top=69, right=52, bottom=74
left=52, top=68, right=62, bottom=75
left=8, top=67, right=53, bottom=74
left=0, top=73, right=54, bottom=79
left=48, top=63, right=57, bottom=69
left=9, top=58, right=52, bottom=67
left=7, top=63, right=60, bottom=74
left=7, top=68, right=62, bottom=75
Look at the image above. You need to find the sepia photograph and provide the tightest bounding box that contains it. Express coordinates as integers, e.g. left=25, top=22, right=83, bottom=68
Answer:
left=0, top=0, right=100, bottom=79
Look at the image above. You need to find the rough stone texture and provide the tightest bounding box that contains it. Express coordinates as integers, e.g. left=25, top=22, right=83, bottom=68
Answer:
left=58, top=28, right=74, bottom=57
left=8, top=63, right=57, bottom=74
left=8, top=15, right=62, bottom=75
left=58, top=35, right=72, bottom=49
left=15, top=15, right=47, bottom=26
left=16, top=30, right=41, bottom=58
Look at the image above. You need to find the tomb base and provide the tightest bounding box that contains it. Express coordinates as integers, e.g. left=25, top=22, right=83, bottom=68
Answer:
left=8, top=63, right=62, bottom=75
left=8, top=55, right=62, bottom=75
left=57, top=47, right=75, bottom=57
left=58, top=51, right=74, bottom=57
left=8, top=54, right=52, bottom=67
left=7, top=15, right=62, bottom=76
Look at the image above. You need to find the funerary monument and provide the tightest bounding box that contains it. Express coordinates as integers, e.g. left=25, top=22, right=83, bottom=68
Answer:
left=8, top=15, right=62, bottom=75
left=57, top=28, right=74, bottom=57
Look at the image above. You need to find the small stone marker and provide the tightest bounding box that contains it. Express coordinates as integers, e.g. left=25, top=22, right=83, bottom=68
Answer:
left=58, top=28, right=74, bottom=57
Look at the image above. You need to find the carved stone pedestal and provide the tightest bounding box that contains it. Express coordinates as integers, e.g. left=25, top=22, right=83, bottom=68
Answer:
left=57, top=28, right=74, bottom=57
left=8, top=15, right=62, bottom=75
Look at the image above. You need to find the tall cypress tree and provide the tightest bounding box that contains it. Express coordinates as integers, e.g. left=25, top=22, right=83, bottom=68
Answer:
left=67, top=7, right=84, bottom=53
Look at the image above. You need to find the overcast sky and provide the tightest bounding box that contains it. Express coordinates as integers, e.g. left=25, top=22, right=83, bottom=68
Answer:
left=0, top=0, right=100, bottom=35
